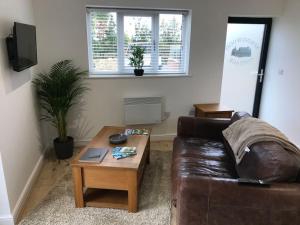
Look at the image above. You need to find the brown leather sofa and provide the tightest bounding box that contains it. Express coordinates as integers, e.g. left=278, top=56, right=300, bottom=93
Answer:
left=172, top=112, right=300, bottom=225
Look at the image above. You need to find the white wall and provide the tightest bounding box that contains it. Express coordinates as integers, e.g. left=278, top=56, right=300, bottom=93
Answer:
left=32, top=0, right=285, bottom=143
left=260, top=0, right=300, bottom=146
left=0, top=0, right=43, bottom=222
left=0, top=154, right=13, bottom=225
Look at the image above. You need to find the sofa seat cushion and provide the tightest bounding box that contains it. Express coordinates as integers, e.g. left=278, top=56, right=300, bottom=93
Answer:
left=172, top=137, right=238, bottom=203
left=173, top=137, right=237, bottom=178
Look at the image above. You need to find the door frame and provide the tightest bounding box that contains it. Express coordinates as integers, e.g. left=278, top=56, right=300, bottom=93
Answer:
left=228, top=17, right=272, bottom=117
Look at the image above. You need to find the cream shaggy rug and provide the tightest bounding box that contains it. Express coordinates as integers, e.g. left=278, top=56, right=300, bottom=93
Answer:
left=19, top=151, right=171, bottom=225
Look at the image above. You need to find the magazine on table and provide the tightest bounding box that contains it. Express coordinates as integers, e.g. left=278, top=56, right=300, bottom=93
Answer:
left=112, top=146, right=137, bottom=160
left=124, top=129, right=149, bottom=136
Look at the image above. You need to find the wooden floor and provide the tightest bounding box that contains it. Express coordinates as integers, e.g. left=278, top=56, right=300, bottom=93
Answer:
left=17, top=140, right=173, bottom=224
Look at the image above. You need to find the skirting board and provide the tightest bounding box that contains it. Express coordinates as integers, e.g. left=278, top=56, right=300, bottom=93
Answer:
left=0, top=214, right=14, bottom=225
left=75, top=133, right=176, bottom=147
left=12, top=154, right=44, bottom=223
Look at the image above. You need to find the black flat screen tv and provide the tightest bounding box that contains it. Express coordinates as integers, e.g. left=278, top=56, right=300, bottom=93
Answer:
left=6, top=22, right=37, bottom=72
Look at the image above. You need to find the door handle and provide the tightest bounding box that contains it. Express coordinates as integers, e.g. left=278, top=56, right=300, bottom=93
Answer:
left=258, top=69, right=264, bottom=83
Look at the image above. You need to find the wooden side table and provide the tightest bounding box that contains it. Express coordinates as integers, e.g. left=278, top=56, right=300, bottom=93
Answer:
left=193, top=103, right=234, bottom=118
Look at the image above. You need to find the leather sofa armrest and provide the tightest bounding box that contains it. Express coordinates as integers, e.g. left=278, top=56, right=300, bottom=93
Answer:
left=177, top=175, right=300, bottom=225
left=177, top=116, right=231, bottom=141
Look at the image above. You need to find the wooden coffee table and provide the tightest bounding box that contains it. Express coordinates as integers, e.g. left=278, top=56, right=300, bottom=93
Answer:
left=71, top=126, right=150, bottom=212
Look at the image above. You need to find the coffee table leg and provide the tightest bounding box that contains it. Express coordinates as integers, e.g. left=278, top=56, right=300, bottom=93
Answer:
left=146, top=139, right=150, bottom=164
left=72, top=167, right=84, bottom=208
left=128, top=170, right=138, bottom=213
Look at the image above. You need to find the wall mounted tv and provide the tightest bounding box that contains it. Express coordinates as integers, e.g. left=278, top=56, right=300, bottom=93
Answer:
left=6, top=22, right=37, bottom=72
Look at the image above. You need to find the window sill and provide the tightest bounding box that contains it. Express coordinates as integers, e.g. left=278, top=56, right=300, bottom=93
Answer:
left=87, top=73, right=191, bottom=79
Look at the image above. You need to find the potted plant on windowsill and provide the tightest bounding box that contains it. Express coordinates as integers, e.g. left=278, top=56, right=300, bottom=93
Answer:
left=33, top=60, right=88, bottom=160
left=129, top=46, right=145, bottom=76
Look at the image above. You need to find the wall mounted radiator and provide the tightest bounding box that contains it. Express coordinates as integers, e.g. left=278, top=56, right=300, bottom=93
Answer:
left=124, top=97, right=163, bottom=125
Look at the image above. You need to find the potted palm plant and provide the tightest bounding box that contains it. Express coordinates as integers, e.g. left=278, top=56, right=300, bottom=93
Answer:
left=33, top=60, right=88, bottom=159
left=129, top=46, right=145, bottom=76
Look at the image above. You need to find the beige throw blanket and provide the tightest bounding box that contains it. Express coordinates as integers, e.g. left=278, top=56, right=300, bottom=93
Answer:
left=222, top=117, right=300, bottom=164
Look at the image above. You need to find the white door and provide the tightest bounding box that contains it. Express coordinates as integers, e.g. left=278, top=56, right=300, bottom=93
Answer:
left=220, top=18, right=272, bottom=117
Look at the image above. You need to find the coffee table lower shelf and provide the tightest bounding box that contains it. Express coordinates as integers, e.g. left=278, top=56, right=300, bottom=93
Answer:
left=84, top=188, right=128, bottom=210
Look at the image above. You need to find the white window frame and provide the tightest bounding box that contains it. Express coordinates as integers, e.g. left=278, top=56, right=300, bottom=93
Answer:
left=86, top=7, right=191, bottom=77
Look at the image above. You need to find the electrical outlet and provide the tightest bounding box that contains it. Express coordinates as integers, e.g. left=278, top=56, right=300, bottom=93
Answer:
left=278, top=69, right=284, bottom=75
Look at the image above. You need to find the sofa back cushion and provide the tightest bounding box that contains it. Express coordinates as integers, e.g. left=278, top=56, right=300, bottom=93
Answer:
left=223, top=112, right=251, bottom=166
left=230, top=111, right=251, bottom=124
left=237, top=141, right=300, bottom=182
left=225, top=112, right=300, bottom=182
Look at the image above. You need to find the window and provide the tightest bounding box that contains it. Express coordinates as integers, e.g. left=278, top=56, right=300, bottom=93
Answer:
left=86, top=8, right=191, bottom=76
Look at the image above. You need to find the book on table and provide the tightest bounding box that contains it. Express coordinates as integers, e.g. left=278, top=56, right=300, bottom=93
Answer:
left=79, top=148, right=108, bottom=163
left=112, top=146, right=137, bottom=160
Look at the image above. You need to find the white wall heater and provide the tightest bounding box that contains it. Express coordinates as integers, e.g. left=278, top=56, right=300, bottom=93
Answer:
left=124, top=97, right=163, bottom=125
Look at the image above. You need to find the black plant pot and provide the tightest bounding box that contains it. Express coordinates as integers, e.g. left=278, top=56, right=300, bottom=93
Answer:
left=134, top=69, right=144, bottom=76
left=53, top=136, right=74, bottom=160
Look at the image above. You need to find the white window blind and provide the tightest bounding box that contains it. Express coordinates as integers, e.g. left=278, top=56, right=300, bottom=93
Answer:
left=88, top=10, right=118, bottom=72
left=86, top=8, right=191, bottom=76
left=123, top=16, right=153, bottom=71
left=159, top=14, right=184, bottom=73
